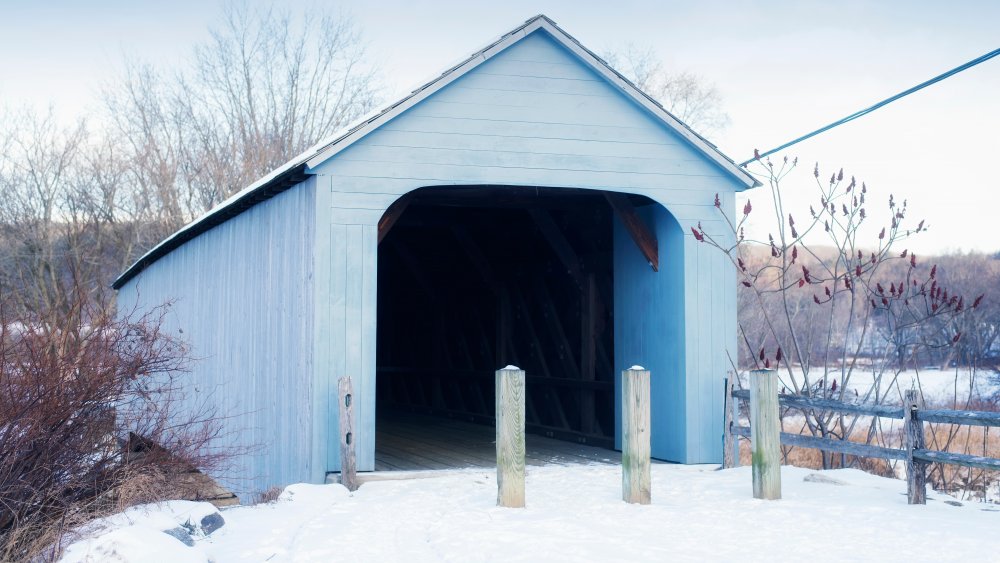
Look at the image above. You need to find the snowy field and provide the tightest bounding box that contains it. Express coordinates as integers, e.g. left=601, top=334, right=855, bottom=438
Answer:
left=62, top=463, right=1000, bottom=562
left=759, top=367, right=998, bottom=406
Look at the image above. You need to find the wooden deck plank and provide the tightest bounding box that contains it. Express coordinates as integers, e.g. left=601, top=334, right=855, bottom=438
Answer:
left=378, top=425, right=498, bottom=465
left=375, top=435, right=457, bottom=471
left=377, top=431, right=493, bottom=468
left=373, top=410, right=620, bottom=471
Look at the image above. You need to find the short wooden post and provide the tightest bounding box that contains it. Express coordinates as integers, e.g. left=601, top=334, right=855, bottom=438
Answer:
left=731, top=376, right=743, bottom=468
left=722, top=375, right=736, bottom=469
left=339, top=377, right=358, bottom=492
left=496, top=366, right=525, bottom=508
left=749, top=369, right=781, bottom=500
left=622, top=366, right=651, bottom=504
left=904, top=389, right=927, bottom=505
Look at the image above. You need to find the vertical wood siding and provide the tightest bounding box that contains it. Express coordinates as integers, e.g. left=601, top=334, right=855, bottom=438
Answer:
left=314, top=174, right=379, bottom=472
left=613, top=205, right=687, bottom=461
left=312, top=30, right=741, bottom=466
left=117, top=179, right=317, bottom=496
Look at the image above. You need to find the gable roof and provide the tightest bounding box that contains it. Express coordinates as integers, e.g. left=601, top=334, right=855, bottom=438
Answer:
left=113, top=14, right=758, bottom=290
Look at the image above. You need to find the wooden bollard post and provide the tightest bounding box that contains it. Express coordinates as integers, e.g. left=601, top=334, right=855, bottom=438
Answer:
left=722, top=375, right=736, bottom=469
left=339, top=377, right=358, bottom=492
left=622, top=366, right=651, bottom=504
left=496, top=366, right=525, bottom=507
left=749, top=369, right=781, bottom=500
left=904, top=389, right=927, bottom=505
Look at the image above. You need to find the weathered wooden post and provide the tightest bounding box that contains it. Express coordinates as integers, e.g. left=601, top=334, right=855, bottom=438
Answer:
left=749, top=369, right=781, bottom=500
left=496, top=366, right=526, bottom=508
left=622, top=366, right=651, bottom=504
left=904, top=389, right=927, bottom=505
left=722, top=375, right=736, bottom=469
left=339, top=377, right=358, bottom=492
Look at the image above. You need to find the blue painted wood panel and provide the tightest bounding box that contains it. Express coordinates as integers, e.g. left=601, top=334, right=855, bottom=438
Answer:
left=117, top=179, right=318, bottom=497
left=315, top=173, right=379, bottom=473
left=312, top=32, right=737, bottom=204
left=682, top=224, right=737, bottom=462
left=613, top=204, right=687, bottom=461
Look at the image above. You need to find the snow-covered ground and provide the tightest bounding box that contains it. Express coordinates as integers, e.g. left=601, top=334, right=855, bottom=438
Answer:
left=61, top=463, right=1000, bottom=562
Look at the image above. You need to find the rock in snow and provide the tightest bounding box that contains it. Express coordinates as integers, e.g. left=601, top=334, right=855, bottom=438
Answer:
left=803, top=472, right=849, bottom=486
left=59, top=465, right=999, bottom=562
left=199, top=512, right=226, bottom=535
left=162, top=526, right=196, bottom=547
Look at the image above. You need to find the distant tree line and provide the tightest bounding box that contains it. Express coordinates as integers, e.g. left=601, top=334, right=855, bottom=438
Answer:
left=736, top=245, right=1000, bottom=372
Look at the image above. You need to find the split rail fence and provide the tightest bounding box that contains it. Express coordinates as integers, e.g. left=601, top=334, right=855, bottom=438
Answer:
left=723, top=369, right=1000, bottom=503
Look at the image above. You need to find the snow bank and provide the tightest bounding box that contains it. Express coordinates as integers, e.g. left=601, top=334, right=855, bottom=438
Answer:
left=61, top=526, right=208, bottom=563
left=59, top=464, right=1000, bottom=562
left=61, top=500, right=222, bottom=563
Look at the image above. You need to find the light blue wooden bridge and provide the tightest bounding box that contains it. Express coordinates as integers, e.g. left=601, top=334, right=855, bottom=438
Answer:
left=114, top=15, right=756, bottom=498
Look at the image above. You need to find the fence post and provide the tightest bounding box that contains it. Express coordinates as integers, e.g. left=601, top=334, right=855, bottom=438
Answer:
left=723, top=375, right=736, bottom=469
left=496, top=366, right=526, bottom=508
left=338, top=377, right=358, bottom=492
left=750, top=369, right=781, bottom=500
left=622, top=366, right=651, bottom=504
left=904, top=389, right=927, bottom=505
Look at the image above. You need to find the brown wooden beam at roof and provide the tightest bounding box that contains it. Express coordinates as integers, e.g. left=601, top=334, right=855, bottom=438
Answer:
left=603, top=192, right=658, bottom=271
left=378, top=195, right=411, bottom=244
left=450, top=224, right=499, bottom=294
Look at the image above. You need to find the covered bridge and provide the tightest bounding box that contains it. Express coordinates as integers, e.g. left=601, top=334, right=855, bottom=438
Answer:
left=114, top=15, right=757, bottom=496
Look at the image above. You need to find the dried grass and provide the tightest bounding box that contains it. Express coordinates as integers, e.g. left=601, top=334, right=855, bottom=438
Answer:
left=250, top=486, right=284, bottom=506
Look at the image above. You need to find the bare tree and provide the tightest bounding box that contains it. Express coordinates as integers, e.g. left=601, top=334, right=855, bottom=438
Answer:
left=0, top=106, right=156, bottom=332
left=0, top=108, right=91, bottom=327
left=696, top=155, right=983, bottom=472
left=930, top=253, right=1000, bottom=372
left=0, top=5, right=382, bottom=326
left=604, top=44, right=730, bottom=136
left=104, top=4, right=381, bottom=229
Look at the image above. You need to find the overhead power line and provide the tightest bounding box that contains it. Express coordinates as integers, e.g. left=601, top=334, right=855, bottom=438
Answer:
left=741, top=47, right=1000, bottom=167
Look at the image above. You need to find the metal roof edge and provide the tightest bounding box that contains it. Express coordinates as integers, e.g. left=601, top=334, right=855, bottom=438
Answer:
left=111, top=162, right=310, bottom=289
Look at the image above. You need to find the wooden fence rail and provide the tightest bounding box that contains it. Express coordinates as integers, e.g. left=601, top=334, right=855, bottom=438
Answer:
left=723, top=370, right=1000, bottom=504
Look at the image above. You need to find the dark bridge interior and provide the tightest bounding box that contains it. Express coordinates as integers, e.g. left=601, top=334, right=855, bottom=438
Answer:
left=376, top=186, right=646, bottom=451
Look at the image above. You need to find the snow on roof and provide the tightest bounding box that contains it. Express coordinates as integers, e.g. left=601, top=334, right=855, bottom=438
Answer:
left=113, top=14, right=757, bottom=290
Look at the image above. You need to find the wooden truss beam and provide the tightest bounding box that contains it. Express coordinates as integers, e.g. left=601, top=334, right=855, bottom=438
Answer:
left=450, top=225, right=499, bottom=294
left=526, top=208, right=583, bottom=283
left=603, top=192, right=658, bottom=271
left=378, top=196, right=412, bottom=244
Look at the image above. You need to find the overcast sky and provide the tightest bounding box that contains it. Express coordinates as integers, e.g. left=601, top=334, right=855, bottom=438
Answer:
left=2, top=0, right=997, bottom=255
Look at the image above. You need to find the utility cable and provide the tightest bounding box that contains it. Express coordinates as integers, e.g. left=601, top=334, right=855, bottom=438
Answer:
left=741, top=47, right=1000, bottom=167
